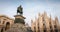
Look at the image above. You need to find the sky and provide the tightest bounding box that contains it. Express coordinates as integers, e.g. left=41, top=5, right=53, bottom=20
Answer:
left=0, top=0, right=60, bottom=26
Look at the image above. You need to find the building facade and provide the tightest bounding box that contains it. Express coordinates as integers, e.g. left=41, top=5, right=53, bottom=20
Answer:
left=31, top=12, right=60, bottom=32
left=0, top=15, right=14, bottom=32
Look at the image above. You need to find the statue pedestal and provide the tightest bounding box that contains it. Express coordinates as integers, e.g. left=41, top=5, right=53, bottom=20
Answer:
left=14, top=15, right=26, bottom=24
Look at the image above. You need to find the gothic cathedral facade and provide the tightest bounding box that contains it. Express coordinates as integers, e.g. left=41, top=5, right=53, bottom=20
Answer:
left=31, top=12, right=60, bottom=32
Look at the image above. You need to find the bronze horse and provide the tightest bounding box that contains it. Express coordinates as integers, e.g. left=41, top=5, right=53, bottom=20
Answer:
left=17, top=5, right=23, bottom=15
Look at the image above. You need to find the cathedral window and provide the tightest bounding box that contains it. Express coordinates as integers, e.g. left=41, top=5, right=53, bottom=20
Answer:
left=50, top=25, right=53, bottom=32
left=54, top=25, right=58, bottom=32
left=43, top=23, right=46, bottom=32
left=44, top=29, right=46, bottom=32
left=34, top=27, right=36, bottom=32
left=50, top=25, right=52, bottom=29
left=38, top=26, right=40, bottom=32
left=0, top=19, right=1, bottom=23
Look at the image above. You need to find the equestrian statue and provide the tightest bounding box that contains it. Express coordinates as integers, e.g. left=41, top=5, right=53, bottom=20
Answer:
left=17, top=5, right=23, bottom=15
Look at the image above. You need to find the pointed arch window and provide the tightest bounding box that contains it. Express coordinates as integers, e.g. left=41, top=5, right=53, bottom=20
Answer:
left=0, top=19, right=1, bottom=23
left=54, top=25, right=58, bottom=32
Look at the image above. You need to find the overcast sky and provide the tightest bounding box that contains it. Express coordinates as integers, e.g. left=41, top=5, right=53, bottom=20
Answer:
left=0, top=0, right=60, bottom=26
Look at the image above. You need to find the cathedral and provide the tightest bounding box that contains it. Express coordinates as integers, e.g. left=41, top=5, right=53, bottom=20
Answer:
left=31, top=12, right=60, bottom=32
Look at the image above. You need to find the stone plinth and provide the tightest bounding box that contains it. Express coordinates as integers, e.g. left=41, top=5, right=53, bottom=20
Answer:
left=5, top=23, right=33, bottom=32
left=14, top=15, right=26, bottom=24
